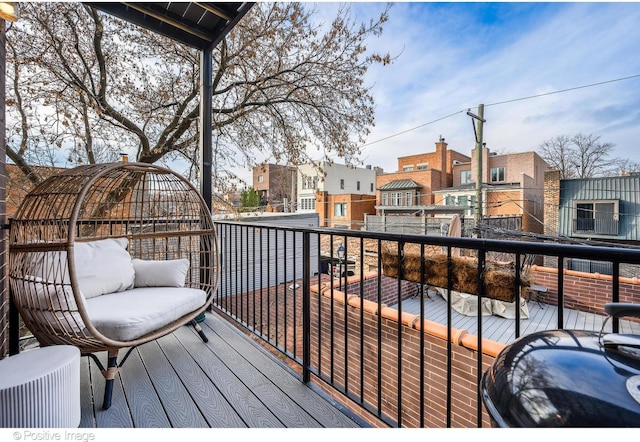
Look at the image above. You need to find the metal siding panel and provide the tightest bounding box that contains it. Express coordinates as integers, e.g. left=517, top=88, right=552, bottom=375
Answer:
left=219, top=215, right=320, bottom=295
left=559, top=176, right=640, bottom=241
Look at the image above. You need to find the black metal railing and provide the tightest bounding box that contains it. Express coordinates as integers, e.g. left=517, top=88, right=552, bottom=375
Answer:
left=573, top=217, right=619, bottom=235
left=213, top=220, right=640, bottom=428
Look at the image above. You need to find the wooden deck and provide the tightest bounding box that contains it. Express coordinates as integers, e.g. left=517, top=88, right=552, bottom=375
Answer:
left=399, top=290, right=640, bottom=345
left=79, top=311, right=363, bottom=428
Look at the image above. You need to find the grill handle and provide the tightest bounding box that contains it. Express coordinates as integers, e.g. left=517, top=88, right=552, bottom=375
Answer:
left=603, top=303, right=640, bottom=357
left=605, top=303, right=640, bottom=319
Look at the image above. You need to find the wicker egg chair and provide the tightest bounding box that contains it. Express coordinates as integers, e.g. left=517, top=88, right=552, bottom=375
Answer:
left=8, top=162, right=219, bottom=409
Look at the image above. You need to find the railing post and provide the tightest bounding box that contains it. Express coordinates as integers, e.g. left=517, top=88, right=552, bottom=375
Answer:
left=9, top=294, right=19, bottom=355
left=302, top=231, right=311, bottom=384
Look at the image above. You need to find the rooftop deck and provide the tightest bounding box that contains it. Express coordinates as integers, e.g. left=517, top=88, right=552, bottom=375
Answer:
left=78, top=311, right=363, bottom=428
left=399, top=291, right=640, bottom=345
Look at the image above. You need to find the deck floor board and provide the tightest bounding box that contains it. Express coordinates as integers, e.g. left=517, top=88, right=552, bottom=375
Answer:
left=399, top=293, right=640, bottom=345
left=79, top=311, right=362, bottom=428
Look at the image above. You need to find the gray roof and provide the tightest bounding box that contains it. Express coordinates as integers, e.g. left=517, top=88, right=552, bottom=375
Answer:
left=377, top=179, right=421, bottom=191
left=86, top=2, right=254, bottom=50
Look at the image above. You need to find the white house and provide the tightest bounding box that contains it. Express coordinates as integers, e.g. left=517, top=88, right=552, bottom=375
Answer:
left=296, top=162, right=380, bottom=213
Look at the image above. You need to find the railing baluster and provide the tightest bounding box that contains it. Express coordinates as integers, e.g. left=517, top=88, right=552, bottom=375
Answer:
left=302, top=231, right=311, bottom=384
left=396, top=240, right=404, bottom=427
left=209, top=220, right=640, bottom=429
left=476, top=248, right=485, bottom=428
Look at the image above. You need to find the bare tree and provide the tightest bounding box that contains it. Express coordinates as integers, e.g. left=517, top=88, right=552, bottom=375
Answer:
left=610, top=158, right=640, bottom=176
left=539, top=133, right=616, bottom=178
left=6, top=2, right=392, bottom=190
left=538, top=135, right=574, bottom=179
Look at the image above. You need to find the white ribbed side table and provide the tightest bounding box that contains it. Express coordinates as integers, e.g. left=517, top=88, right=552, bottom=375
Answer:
left=0, top=345, right=80, bottom=428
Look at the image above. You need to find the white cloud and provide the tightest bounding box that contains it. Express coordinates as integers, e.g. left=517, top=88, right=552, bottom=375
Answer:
left=344, top=2, right=640, bottom=172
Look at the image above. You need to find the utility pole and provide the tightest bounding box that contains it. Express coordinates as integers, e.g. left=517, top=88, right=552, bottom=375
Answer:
left=467, top=104, right=485, bottom=237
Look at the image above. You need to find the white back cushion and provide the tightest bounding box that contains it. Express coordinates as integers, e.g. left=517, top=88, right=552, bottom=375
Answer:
left=74, top=238, right=134, bottom=299
left=132, top=258, right=190, bottom=288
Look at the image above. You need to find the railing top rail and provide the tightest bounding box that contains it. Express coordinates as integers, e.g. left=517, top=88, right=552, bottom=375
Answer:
left=213, top=219, right=640, bottom=264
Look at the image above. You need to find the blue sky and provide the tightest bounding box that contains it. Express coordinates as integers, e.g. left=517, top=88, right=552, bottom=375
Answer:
left=311, top=2, right=640, bottom=171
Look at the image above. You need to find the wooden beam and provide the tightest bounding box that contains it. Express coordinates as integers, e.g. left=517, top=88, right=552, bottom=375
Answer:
left=121, top=2, right=214, bottom=43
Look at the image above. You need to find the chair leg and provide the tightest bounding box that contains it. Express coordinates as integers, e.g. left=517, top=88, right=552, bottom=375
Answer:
left=102, top=353, right=118, bottom=410
left=191, top=319, right=208, bottom=343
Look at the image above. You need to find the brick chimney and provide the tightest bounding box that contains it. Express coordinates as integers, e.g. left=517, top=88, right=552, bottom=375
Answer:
left=435, top=136, right=447, bottom=170
left=544, top=170, right=561, bottom=236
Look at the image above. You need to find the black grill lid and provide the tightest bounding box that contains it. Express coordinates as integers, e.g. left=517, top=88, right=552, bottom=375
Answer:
left=482, top=329, right=640, bottom=427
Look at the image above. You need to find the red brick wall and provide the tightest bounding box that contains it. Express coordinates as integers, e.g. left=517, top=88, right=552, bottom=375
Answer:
left=219, top=274, right=498, bottom=428
left=308, top=285, right=495, bottom=428
left=376, top=170, right=443, bottom=205
left=345, top=274, right=419, bottom=306
left=318, top=192, right=377, bottom=229
left=532, top=266, right=640, bottom=317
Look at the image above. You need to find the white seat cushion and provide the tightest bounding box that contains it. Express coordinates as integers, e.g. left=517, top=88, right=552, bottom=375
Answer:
left=85, top=287, right=206, bottom=341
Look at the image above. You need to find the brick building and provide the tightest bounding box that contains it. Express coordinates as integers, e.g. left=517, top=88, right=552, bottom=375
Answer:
left=375, top=137, right=470, bottom=214
left=297, top=162, right=381, bottom=229
left=434, top=147, right=550, bottom=234
left=252, top=163, right=297, bottom=212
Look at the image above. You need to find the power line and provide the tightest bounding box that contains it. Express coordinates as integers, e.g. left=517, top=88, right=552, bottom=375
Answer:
left=485, top=74, right=640, bottom=107
left=359, top=110, right=465, bottom=149
left=358, top=73, right=640, bottom=148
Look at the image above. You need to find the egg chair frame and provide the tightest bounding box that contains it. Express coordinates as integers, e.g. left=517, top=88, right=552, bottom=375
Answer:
left=8, top=162, right=219, bottom=409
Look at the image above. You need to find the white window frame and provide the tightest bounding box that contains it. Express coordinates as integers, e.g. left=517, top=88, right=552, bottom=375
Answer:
left=405, top=191, right=413, bottom=206
left=334, top=202, right=347, bottom=217
left=573, top=199, right=619, bottom=234
left=490, top=167, right=505, bottom=182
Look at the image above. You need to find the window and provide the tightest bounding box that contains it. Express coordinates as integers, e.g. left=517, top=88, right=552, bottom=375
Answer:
left=417, top=163, right=428, bottom=170
left=302, top=175, right=314, bottom=190
left=458, top=196, right=468, bottom=206
left=370, top=183, right=374, bottom=192
left=300, top=197, right=316, bottom=211
left=391, top=192, right=401, bottom=206
left=340, top=179, right=345, bottom=190
left=405, top=191, right=413, bottom=206
left=573, top=200, right=619, bottom=235
left=334, top=203, right=347, bottom=217
left=382, top=193, right=388, bottom=205
left=357, top=181, right=361, bottom=191
left=445, top=195, right=455, bottom=205
left=461, top=170, right=472, bottom=184
left=403, top=166, right=414, bottom=172
left=490, top=167, right=505, bottom=182
left=258, top=175, right=264, bottom=183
